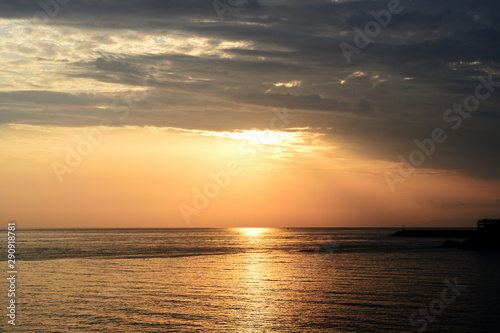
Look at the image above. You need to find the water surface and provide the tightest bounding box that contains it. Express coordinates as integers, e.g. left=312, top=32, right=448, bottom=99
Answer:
left=1, top=228, right=499, bottom=332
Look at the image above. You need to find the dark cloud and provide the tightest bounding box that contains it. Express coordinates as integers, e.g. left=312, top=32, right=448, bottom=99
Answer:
left=0, top=91, right=89, bottom=105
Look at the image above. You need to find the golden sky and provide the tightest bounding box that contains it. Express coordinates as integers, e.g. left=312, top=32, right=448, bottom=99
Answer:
left=1, top=2, right=499, bottom=228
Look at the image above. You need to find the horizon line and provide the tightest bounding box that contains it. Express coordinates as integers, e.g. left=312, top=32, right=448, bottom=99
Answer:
left=1, top=226, right=478, bottom=231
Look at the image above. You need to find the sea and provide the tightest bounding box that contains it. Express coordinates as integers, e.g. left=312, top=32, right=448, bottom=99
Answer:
left=1, top=228, right=499, bottom=332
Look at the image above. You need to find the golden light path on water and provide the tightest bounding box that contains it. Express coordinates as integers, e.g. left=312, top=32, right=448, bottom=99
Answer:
left=229, top=227, right=278, bottom=330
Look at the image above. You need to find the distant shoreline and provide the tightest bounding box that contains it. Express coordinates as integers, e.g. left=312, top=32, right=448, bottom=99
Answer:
left=388, top=229, right=476, bottom=238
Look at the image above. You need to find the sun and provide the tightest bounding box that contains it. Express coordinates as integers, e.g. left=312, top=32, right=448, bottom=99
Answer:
left=233, top=228, right=272, bottom=237
left=227, top=130, right=284, bottom=146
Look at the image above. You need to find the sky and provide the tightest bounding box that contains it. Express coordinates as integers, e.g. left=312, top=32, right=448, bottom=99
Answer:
left=0, top=0, right=499, bottom=228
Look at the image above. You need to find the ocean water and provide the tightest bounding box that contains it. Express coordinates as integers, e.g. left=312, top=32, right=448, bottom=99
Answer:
left=1, top=228, right=499, bottom=332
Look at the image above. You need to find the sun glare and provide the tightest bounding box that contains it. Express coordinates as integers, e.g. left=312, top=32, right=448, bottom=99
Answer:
left=227, top=130, right=284, bottom=146
left=233, top=228, right=272, bottom=237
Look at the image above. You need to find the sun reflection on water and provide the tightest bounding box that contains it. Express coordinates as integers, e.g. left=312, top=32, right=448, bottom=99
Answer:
left=228, top=228, right=279, bottom=331
left=232, top=227, right=273, bottom=237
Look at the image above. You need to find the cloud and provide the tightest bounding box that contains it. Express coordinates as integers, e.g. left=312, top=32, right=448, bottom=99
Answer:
left=0, top=0, right=499, bottom=179
left=424, top=199, right=500, bottom=209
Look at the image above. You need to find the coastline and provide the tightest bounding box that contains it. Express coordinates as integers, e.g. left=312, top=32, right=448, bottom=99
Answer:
left=388, top=229, right=475, bottom=238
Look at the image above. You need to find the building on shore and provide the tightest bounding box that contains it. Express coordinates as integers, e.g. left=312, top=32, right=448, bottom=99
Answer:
left=477, top=218, right=500, bottom=234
